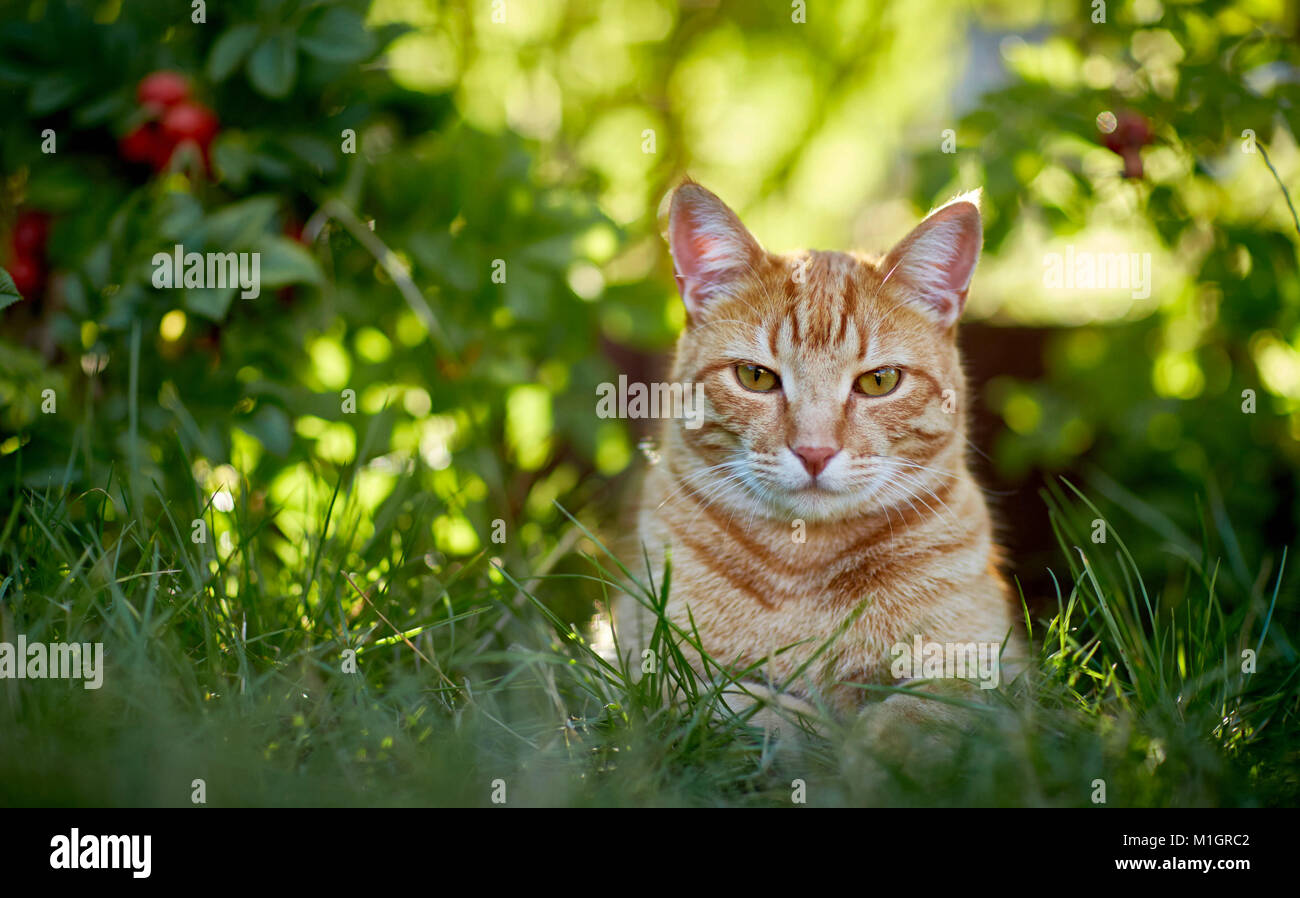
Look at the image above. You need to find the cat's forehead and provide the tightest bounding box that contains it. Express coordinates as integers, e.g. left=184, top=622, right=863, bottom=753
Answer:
left=697, top=249, right=934, bottom=362
left=787, top=249, right=878, bottom=295
left=778, top=250, right=884, bottom=338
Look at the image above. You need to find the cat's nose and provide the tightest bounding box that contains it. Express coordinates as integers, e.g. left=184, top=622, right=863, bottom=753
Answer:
left=792, top=445, right=838, bottom=478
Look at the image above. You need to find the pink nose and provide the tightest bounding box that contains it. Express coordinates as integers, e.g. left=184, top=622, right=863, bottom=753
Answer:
left=793, top=446, right=838, bottom=478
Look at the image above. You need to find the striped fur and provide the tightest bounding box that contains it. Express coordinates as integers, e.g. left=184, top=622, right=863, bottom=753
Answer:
left=615, top=180, right=1023, bottom=720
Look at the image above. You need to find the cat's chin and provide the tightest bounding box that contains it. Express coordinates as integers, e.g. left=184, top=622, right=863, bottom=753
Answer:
left=755, top=486, right=872, bottom=524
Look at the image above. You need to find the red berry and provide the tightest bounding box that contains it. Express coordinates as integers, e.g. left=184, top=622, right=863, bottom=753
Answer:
left=120, top=123, right=168, bottom=166
left=161, top=101, right=220, bottom=150
left=11, top=211, right=50, bottom=258
left=1100, top=110, right=1152, bottom=157
left=8, top=256, right=44, bottom=297
left=137, top=71, right=190, bottom=109
left=1112, top=113, right=1154, bottom=152
left=1116, top=111, right=1152, bottom=148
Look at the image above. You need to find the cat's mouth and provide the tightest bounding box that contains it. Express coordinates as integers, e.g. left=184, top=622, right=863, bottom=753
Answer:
left=793, top=480, right=835, bottom=493
left=755, top=476, right=871, bottom=523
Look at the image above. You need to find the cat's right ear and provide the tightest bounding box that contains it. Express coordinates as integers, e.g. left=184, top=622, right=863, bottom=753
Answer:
left=666, top=180, right=764, bottom=320
left=881, top=189, right=983, bottom=330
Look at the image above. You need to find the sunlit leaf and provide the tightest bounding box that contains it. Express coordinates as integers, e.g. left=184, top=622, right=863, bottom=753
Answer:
left=299, top=7, right=374, bottom=63
left=247, top=32, right=298, bottom=98
left=256, top=235, right=324, bottom=288
left=209, top=24, right=261, bottom=83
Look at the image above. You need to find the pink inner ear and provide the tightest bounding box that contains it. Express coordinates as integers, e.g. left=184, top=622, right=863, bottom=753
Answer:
left=670, top=203, right=731, bottom=309
left=936, top=210, right=981, bottom=293
left=887, top=199, right=982, bottom=327
left=670, top=206, right=719, bottom=283
left=668, top=184, right=760, bottom=318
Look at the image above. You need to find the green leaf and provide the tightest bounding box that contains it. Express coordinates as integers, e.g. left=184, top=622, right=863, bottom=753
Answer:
left=0, top=268, right=21, bottom=310
left=299, top=7, right=375, bottom=63
left=184, top=286, right=237, bottom=322
left=247, top=33, right=298, bottom=98
left=251, top=152, right=293, bottom=181
left=279, top=133, right=338, bottom=175
left=203, top=196, right=279, bottom=250
left=211, top=133, right=255, bottom=191
left=208, top=24, right=261, bottom=83
left=73, top=91, right=130, bottom=127
left=158, top=192, right=205, bottom=242
left=255, top=235, right=324, bottom=289
left=408, top=232, right=478, bottom=291
left=28, top=75, right=81, bottom=115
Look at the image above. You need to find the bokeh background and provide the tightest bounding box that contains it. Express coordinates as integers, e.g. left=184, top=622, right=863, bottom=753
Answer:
left=1, top=1, right=1298, bottom=805
left=5, top=0, right=1298, bottom=609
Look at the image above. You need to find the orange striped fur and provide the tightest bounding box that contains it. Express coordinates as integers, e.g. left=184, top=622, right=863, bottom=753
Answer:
left=614, top=180, right=1024, bottom=722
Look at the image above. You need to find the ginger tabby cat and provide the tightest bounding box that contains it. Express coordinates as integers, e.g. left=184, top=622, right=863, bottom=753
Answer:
left=613, top=179, right=1024, bottom=734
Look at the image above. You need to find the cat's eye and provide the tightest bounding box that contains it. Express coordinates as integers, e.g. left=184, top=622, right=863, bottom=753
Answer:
left=855, top=367, right=902, bottom=396
left=735, top=363, right=781, bottom=393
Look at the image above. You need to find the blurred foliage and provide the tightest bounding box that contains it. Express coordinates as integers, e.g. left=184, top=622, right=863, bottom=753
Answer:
left=0, top=0, right=1298, bottom=622
left=915, top=0, right=1300, bottom=593
left=0, top=0, right=623, bottom=592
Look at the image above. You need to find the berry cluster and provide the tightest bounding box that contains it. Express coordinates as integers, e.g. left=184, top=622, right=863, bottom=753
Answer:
left=118, top=71, right=220, bottom=173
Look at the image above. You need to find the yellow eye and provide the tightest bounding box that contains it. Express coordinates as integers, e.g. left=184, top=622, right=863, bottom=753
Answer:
left=735, top=363, right=780, bottom=392
left=855, top=367, right=902, bottom=396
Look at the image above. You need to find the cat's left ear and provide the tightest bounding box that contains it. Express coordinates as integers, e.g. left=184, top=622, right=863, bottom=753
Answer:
left=881, top=189, right=982, bottom=329
left=666, top=180, right=765, bottom=321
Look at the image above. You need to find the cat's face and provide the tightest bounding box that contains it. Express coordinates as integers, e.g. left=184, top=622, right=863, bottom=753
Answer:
left=665, top=181, right=982, bottom=524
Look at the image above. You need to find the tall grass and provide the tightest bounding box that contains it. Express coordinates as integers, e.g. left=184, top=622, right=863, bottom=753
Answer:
left=0, top=447, right=1295, bottom=807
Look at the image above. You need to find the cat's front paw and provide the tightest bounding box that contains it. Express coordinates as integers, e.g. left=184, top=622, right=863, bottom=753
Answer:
left=850, top=689, right=972, bottom=764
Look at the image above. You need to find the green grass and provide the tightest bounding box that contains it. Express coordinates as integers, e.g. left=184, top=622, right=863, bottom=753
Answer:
left=0, top=451, right=1296, bottom=807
